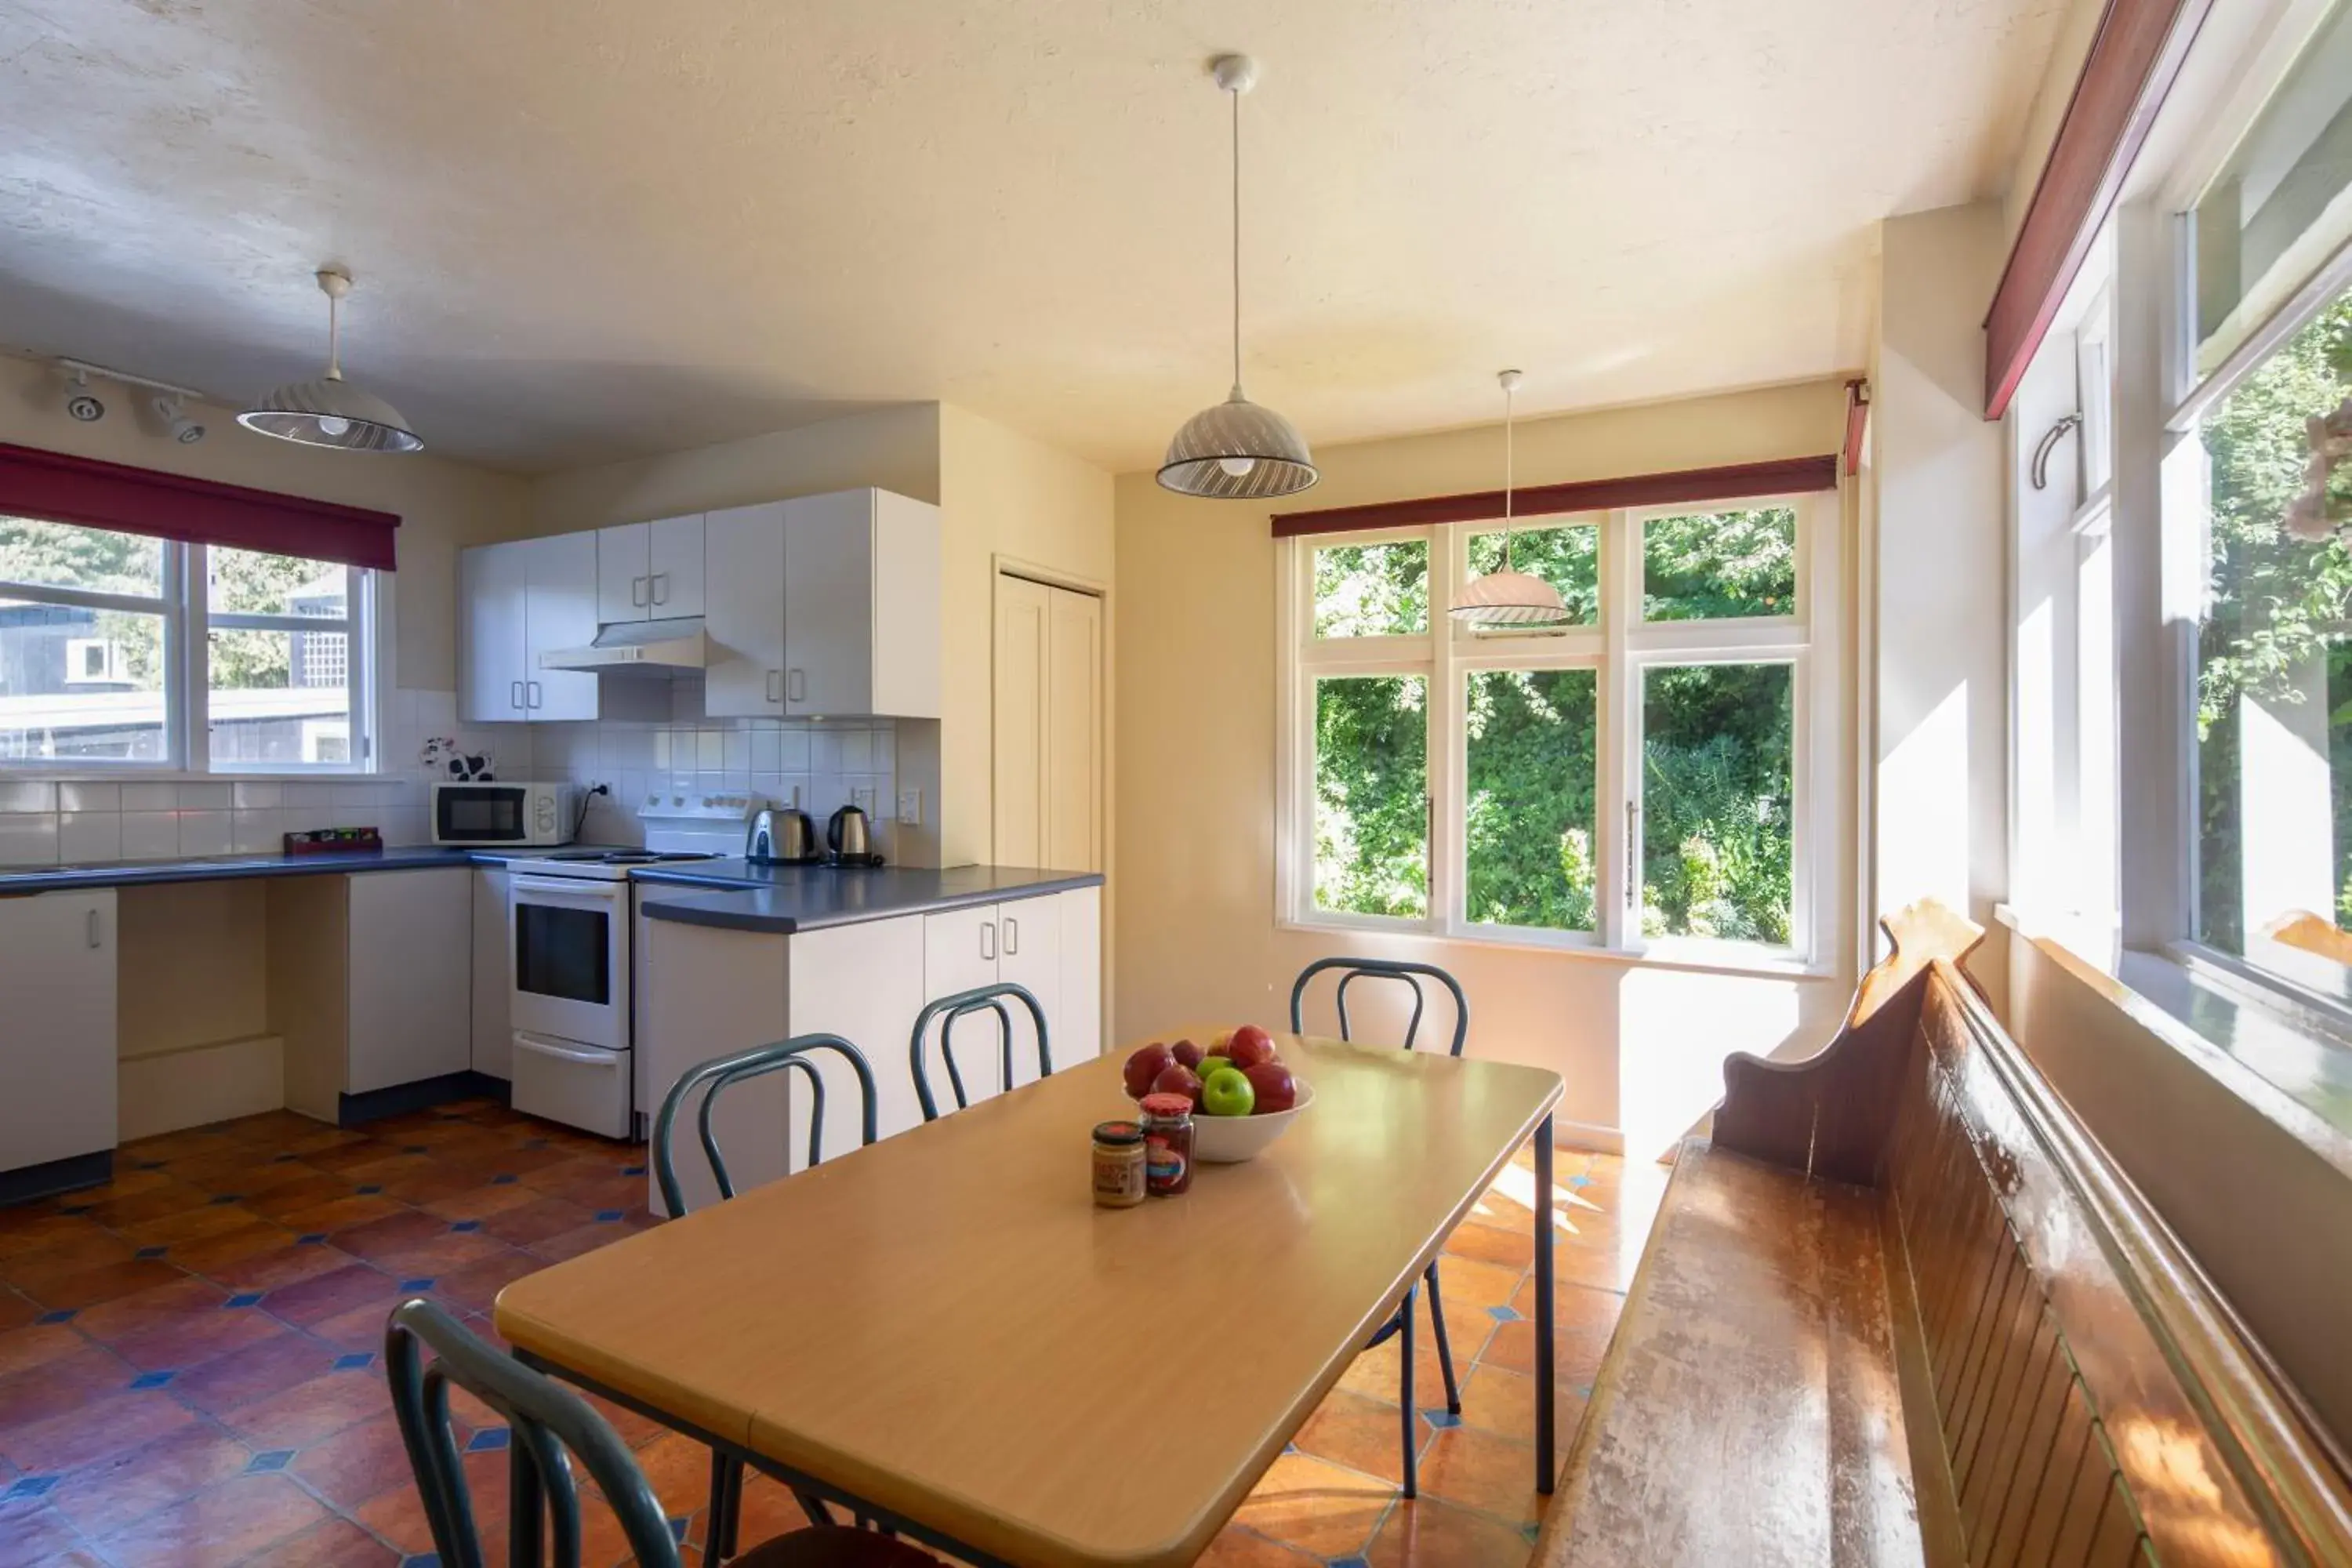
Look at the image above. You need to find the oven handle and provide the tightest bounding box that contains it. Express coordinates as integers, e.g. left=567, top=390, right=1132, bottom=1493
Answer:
left=515, top=1034, right=621, bottom=1068
left=511, top=874, right=628, bottom=902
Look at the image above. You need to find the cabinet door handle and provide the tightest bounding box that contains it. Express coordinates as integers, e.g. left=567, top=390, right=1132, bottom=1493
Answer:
left=526, top=681, right=543, bottom=710
left=510, top=680, right=525, bottom=712
left=764, top=670, right=782, bottom=704
left=786, top=668, right=806, bottom=703
left=651, top=572, right=669, bottom=605
left=632, top=575, right=649, bottom=608
left=980, top=920, right=996, bottom=962
left=1003, top=916, right=1018, bottom=956
left=85, top=909, right=100, bottom=949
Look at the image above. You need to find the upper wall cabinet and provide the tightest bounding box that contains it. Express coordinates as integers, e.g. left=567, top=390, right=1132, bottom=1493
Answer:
left=598, top=515, right=705, bottom=623
left=705, top=488, right=942, bottom=721
left=459, top=533, right=601, bottom=721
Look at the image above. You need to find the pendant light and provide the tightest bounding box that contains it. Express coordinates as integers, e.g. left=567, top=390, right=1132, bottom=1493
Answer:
left=1450, top=370, right=1571, bottom=627
left=1156, top=54, right=1318, bottom=500
left=239, top=268, right=423, bottom=453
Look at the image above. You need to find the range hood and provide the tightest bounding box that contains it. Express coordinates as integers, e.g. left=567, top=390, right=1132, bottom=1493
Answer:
left=538, top=616, right=707, bottom=673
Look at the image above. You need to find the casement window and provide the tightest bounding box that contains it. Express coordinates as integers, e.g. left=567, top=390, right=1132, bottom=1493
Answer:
left=0, top=516, right=378, bottom=771
left=1279, top=495, right=1841, bottom=969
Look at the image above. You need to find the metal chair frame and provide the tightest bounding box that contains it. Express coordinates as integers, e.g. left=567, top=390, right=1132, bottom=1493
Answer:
left=1290, top=956, right=1472, bottom=1498
left=909, top=982, right=1051, bottom=1122
left=387, top=1297, right=682, bottom=1568
left=650, top=1033, right=885, bottom=1556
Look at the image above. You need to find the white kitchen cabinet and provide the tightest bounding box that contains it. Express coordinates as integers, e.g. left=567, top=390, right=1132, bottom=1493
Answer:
left=702, top=489, right=941, bottom=720
left=920, top=904, right=1013, bottom=1107
left=470, top=867, right=512, bottom=1080
left=640, top=919, right=791, bottom=1216
left=917, top=890, right=1091, bottom=1105
left=460, top=539, right=529, bottom=724
left=1056, top=886, right=1102, bottom=1065
left=994, top=896, right=1061, bottom=1091
left=598, top=515, right=705, bottom=624
left=459, top=532, right=605, bottom=722
left=0, top=890, right=117, bottom=1175
left=786, top=915, right=927, bottom=1155
left=702, top=502, right=788, bottom=718
left=348, top=869, right=473, bottom=1094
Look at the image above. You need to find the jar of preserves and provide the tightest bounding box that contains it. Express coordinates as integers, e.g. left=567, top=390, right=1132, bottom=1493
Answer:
left=1138, top=1093, right=1196, bottom=1197
left=1091, top=1120, right=1147, bottom=1208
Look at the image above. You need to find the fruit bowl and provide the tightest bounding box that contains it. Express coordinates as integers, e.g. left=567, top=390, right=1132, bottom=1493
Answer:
left=1189, top=1079, right=1315, bottom=1163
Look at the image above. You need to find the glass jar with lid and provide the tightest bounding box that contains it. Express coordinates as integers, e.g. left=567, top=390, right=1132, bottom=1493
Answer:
left=1138, top=1093, right=1196, bottom=1197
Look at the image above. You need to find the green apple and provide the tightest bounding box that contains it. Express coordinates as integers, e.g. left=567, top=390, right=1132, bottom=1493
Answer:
left=1200, top=1066, right=1256, bottom=1117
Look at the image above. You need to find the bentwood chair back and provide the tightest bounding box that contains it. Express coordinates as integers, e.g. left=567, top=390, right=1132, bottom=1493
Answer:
left=1287, top=956, right=1473, bottom=1499
left=1288, top=956, right=1469, bottom=1058
left=652, top=1033, right=882, bottom=1216
left=909, top=981, right=1052, bottom=1121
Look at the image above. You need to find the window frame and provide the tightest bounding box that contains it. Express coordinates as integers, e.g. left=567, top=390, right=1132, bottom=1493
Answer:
left=1278, top=492, right=1841, bottom=974
left=0, top=526, right=383, bottom=777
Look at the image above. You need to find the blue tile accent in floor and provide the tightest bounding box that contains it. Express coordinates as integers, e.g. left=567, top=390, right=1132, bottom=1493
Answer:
left=297, top=1233, right=328, bottom=1245
left=402, top=1145, right=427, bottom=1154
left=129, top=1370, right=176, bottom=1389
left=136, top=1160, right=165, bottom=1171
left=594, top=1210, right=623, bottom=1222
left=35, top=1310, right=74, bottom=1325
left=56, top=1204, right=91, bottom=1216
left=491, top=1174, right=518, bottom=1185
left=1568, top=1174, right=1591, bottom=1188
left=209, top=1192, right=242, bottom=1204
left=448, top=1220, right=480, bottom=1232
left=334, top=1352, right=375, bottom=1371
left=621, top=1164, right=646, bottom=1176
left=668, top=1517, right=688, bottom=1542
left=466, top=1428, right=510, bottom=1453
left=1330, top=1557, right=1371, bottom=1568
left=134, top=1245, right=168, bottom=1259
left=5, top=1475, right=59, bottom=1499
left=398, top=1278, right=435, bottom=1292
left=1488, top=1304, right=1523, bottom=1321
left=1420, top=1409, right=1461, bottom=1428
left=246, top=1450, right=296, bottom=1473
left=273, top=1152, right=299, bottom=1163
left=224, top=1293, right=264, bottom=1308
left=355, top=1185, right=383, bottom=1195
left=400, top=1555, right=441, bottom=1568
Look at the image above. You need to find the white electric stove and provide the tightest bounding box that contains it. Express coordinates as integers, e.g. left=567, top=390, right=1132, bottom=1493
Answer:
left=499, top=794, right=756, bottom=1138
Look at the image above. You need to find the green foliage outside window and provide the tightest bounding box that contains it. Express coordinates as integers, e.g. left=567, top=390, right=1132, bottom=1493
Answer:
left=1314, top=674, right=1428, bottom=917
left=1641, top=663, right=1793, bottom=942
left=1313, top=541, right=1426, bottom=638
left=1644, top=508, right=1797, bottom=620
left=2194, top=289, right=2352, bottom=950
left=1466, top=668, right=1597, bottom=930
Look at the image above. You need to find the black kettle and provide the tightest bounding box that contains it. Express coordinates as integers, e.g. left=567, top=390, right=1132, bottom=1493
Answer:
left=826, top=804, right=881, bottom=866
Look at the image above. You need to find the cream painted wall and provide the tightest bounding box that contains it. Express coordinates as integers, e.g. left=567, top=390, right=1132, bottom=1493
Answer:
left=1872, top=204, right=2012, bottom=1010
left=0, top=357, right=528, bottom=694
left=1112, top=381, right=1857, bottom=1155
left=2000, top=0, right=2111, bottom=249
left=936, top=405, right=1116, bottom=869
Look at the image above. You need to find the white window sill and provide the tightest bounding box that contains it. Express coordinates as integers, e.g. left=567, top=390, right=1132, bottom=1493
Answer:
left=1277, top=916, right=1837, bottom=981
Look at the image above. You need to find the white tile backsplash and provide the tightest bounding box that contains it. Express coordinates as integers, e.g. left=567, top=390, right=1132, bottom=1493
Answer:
left=121, top=812, right=180, bottom=860
left=176, top=811, right=233, bottom=856
left=0, top=782, right=57, bottom=814
left=58, top=782, right=120, bottom=812
left=0, top=815, right=59, bottom=865
left=59, top=812, right=122, bottom=863
left=122, top=783, right=178, bottom=811
left=176, top=783, right=232, bottom=810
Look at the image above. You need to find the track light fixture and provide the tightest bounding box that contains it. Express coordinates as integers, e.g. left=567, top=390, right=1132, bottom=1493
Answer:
left=61, top=367, right=105, bottom=423
left=152, top=394, right=206, bottom=445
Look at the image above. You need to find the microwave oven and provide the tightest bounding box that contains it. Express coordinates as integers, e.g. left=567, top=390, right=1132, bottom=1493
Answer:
left=431, top=782, right=582, bottom=846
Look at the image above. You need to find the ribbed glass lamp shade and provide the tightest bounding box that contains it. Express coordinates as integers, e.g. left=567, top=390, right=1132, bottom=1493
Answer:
left=238, top=376, right=423, bottom=453
left=1157, top=391, right=1319, bottom=499
left=1449, top=568, right=1571, bottom=626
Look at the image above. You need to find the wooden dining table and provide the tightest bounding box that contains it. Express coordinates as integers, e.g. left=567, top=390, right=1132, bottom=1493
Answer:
left=493, top=1033, right=1566, bottom=1568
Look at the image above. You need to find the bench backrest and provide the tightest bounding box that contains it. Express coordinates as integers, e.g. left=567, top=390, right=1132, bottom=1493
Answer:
left=1717, top=904, right=2352, bottom=1566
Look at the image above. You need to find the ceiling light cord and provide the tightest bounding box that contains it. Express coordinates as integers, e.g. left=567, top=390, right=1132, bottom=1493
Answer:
left=1503, top=379, right=1515, bottom=572
left=324, top=289, right=343, bottom=382
left=1230, top=83, right=1243, bottom=399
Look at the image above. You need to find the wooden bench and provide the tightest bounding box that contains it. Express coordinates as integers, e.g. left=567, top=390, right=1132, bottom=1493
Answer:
left=1534, top=902, right=2352, bottom=1566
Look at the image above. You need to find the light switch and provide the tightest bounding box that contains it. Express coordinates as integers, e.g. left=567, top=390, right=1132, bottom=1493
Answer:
left=897, top=788, right=923, bottom=825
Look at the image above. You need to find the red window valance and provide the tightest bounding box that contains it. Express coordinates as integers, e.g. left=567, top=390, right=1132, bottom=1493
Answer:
left=1268, top=455, right=1839, bottom=539
left=0, top=442, right=402, bottom=572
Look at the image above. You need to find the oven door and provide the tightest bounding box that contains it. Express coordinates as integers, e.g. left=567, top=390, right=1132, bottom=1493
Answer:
left=509, top=873, right=630, bottom=1050
left=435, top=786, right=529, bottom=844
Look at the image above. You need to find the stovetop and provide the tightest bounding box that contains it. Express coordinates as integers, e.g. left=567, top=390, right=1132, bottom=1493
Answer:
left=505, top=847, right=724, bottom=880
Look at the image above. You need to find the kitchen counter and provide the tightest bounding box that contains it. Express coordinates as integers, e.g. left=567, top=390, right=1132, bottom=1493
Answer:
left=633, top=863, right=1103, bottom=934
left=0, top=845, right=482, bottom=894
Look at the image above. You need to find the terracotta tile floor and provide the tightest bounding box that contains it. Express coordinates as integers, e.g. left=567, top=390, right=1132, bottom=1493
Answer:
left=0, top=1101, right=1666, bottom=1567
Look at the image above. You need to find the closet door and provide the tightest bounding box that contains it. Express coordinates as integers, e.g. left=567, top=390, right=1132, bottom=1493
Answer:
left=1044, top=586, right=1105, bottom=874
left=993, top=575, right=1051, bottom=868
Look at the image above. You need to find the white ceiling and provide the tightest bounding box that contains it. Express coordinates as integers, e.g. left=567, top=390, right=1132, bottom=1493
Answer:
left=0, top=0, right=2065, bottom=474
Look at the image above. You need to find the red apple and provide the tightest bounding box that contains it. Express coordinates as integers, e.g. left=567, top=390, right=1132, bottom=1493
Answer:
left=1151, top=1062, right=1204, bottom=1106
left=1243, top=1061, right=1298, bottom=1114
left=1229, top=1025, right=1279, bottom=1070
left=1123, top=1043, right=1174, bottom=1099
left=1170, top=1038, right=1205, bottom=1071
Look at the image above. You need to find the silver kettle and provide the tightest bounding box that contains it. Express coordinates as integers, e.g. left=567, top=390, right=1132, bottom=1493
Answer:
left=826, top=804, right=877, bottom=865
left=746, top=807, right=815, bottom=865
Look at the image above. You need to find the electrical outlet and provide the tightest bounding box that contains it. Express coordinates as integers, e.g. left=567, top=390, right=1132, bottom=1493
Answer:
left=897, top=787, right=923, bottom=826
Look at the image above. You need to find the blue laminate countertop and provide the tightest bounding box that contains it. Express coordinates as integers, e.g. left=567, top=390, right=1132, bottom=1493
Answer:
left=0, top=845, right=483, bottom=894
left=633, top=863, right=1103, bottom=934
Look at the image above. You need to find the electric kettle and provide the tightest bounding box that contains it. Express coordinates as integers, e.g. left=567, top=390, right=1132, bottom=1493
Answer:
left=826, top=804, right=882, bottom=866
left=746, top=807, right=816, bottom=866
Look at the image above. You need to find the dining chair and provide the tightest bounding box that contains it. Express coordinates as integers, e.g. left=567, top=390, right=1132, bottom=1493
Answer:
left=1289, top=956, right=1471, bottom=1499
left=908, top=981, right=1051, bottom=1122
left=384, top=1297, right=931, bottom=1567
left=651, top=1033, right=887, bottom=1559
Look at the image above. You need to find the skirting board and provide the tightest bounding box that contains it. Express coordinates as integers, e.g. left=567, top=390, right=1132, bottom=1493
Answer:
left=1551, top=1116, right=1626, bottom=1156
left=120, top=1034, right=285, bottom=1142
